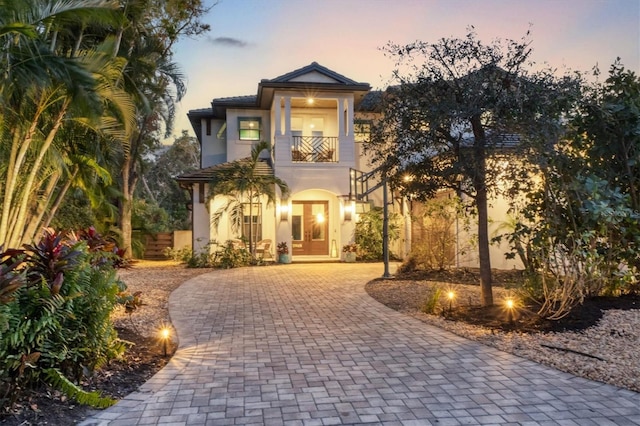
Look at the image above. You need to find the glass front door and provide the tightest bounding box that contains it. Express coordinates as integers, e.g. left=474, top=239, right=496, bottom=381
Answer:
left=291, top=201, right=329, bottom=255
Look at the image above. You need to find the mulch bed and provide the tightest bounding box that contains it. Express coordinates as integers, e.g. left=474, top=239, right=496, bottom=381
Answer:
left=0, top=327, right=177, bottom=426
left=382, top=268, right=640, bottom=333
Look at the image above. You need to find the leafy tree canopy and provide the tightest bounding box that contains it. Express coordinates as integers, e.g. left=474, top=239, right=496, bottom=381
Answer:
left=367, top=29, right=583, bottom=305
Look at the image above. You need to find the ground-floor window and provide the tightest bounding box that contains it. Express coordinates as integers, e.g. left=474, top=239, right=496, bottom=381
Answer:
left=242, top=202, right=262, bottom=243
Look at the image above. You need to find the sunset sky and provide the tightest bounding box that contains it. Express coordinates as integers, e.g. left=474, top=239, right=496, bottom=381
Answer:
left=169, top=0, right=640, bottom=141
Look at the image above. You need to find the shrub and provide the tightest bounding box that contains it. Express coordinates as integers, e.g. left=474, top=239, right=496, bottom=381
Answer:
left=216, top=240, right=251, bottom=269
left=420, top=286, right=442, bottom=314
left=354, top=207, right=400, bottom=261
left=0, top=228, right=127, bottom=409
left=165, top=240, right=251, bottom=269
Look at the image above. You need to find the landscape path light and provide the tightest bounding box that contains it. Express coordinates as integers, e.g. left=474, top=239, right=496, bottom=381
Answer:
left=505, top=298, right=515, bottom=325
left=160, top=327, right=171, bottom=357
left=447, top=290, right=455, bottom=313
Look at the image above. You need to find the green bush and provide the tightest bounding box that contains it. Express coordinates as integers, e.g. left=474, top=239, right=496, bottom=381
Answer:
left=0, top=228, right=126, bottom=409
left=354, top=207, right=400, bottom=261
left=420, top=286, right=442, bottom=314
left=216, top=240, right=251, bottom=269
left=164, top=240, right=251, bottom=269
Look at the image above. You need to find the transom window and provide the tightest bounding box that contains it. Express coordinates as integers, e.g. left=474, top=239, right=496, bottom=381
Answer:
left=354, top=120, right=372, bottom=143
left=239, top=118, right=261, bottom=141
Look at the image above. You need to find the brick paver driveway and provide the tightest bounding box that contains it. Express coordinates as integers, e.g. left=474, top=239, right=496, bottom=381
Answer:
left=83, top=263, right=640, bottom=425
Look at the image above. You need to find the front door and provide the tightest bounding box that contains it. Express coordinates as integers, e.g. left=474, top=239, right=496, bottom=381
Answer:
left=291, top=201, right=329, bottom=255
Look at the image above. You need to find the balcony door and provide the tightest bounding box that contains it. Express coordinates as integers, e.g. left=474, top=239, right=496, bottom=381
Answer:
left=291, top=201, right=329, bottom=255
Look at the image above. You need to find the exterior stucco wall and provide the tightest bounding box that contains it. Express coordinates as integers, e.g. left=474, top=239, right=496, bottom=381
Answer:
left=455, top=193, right=524, bottom=270
left=199, top=119, right=227, bottom=168
left=226, top=108, right=271, bottom=161
left=192, top=183, right=210, bottom=253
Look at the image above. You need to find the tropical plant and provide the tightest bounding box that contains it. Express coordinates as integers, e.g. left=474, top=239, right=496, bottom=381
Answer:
left=0, top=1, right=135, bottom=248
left=354, top=207, right=400, bottom=261
left=0, top=228, right=126, bottom=409
left=342, top=243, right=358, bottom=253
left=503, top=63, right=640, bottom=318
left=216, top=240, right=251, bottom=269
left=277, top=242, right=289, bottom=255
left=112, top=0, right=211, bottom=258
left=209, top=141, right=290, bottom=256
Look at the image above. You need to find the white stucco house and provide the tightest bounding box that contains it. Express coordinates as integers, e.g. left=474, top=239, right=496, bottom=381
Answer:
left=178, top=62, right=521, bottom=269
left=178, top=62, right=405, bottom=261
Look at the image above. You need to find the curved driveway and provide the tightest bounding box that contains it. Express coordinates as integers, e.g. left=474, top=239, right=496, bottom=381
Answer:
left=84, top=263, right=640, bottom=425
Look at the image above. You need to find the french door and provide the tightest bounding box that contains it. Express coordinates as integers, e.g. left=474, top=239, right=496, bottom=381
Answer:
left=291, top=201, right=329, bottom=255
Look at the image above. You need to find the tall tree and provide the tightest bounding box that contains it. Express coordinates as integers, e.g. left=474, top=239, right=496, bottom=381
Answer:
left=571, top=62, right=640, bottom=212
left=0, top=0, right=134, bottom=248
left=140, top=131, right=200, bottom=229
left=111, top=0, right=210, bottom=257
left=209, top=141, right=289, bottom=256
left=367, top=30, right=581, bottom=306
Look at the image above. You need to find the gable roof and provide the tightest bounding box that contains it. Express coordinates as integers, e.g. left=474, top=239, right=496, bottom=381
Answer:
left=256, top=62, right=371, bottom=109
left=266, top=62, right=363, bottom=85
left=188, top=62, right=372, bottom=130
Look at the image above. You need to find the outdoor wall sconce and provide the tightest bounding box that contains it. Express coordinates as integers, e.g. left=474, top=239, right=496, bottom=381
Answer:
left=343, top=202, right=355, bottom=221
left=280, top=204, right=289, bottom=222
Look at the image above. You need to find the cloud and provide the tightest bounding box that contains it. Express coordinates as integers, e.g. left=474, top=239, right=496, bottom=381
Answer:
left=207, top=36, right=249, bottom=48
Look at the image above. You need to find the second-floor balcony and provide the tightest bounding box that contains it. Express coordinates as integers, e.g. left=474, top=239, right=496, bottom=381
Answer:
left=291, top=135, right=338, bottom=163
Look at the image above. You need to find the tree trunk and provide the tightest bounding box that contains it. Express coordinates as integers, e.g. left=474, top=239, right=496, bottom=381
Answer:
left=120, top=155, right=134, bottom=258
left=471, top=114, right=493, bottom=306
left=24, top=171, right=61, bottom=242
left=43, top=168, right=78, bottom=229
left=7, top=98, right=70, bottom=248
left=475, top=185, right=493, bottom=306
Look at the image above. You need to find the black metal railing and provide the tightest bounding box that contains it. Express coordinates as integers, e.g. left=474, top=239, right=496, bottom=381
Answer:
left=291, top=136, right=337, bottom=163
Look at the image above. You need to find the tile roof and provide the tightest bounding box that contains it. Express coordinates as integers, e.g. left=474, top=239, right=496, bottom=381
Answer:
left=177, top=158, right=273, bottom=184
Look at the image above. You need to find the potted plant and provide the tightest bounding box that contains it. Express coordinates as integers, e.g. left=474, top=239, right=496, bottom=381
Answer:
left=277, top=241, right=291, bottom=264
left=342, top=243, right=357, bottom=263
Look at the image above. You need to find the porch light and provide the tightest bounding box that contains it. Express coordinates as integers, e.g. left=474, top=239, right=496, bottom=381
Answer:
left=280, top=204, right=289, bottom=222
left=307, top=97, right=314, bottom=105
left=344, top=204, right=353, bottom=221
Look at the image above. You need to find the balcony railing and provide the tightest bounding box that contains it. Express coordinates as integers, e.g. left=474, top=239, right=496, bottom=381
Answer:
left=291, top=136, right=337, bottom=163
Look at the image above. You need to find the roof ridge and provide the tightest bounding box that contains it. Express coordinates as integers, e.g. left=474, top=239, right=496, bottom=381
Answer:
left=266, top=62, right=361, bottom=85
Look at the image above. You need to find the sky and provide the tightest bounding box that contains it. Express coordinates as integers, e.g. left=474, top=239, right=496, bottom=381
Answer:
left=168, top=0, right=640, bottom=142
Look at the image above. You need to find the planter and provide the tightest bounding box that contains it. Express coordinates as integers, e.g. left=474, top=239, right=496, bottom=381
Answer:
left=278, top=254, right=291, bottom=264
left=344, top=252, right=356, bottom=263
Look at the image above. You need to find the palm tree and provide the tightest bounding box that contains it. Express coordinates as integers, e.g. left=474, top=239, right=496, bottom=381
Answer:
left=108, top=0, right=210, bottom=257
left=0, top=0, right=134, bottom=248
left=209, top=141, right=289, bottom=257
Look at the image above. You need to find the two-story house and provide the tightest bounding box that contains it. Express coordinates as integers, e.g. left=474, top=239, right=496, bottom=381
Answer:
left=178, top=62, right=401, bottom=261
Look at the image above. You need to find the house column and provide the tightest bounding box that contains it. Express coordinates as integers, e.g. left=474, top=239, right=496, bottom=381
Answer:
left=346, top=97, right=354, bottom=136
left=274, top=95, right=282, bottom=136
left=337, top=98, right=345, bottom=136
left=284, top=96, right=291, bottom=136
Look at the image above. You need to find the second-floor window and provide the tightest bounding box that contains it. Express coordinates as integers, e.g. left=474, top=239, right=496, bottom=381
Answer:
left=354, top=120, right=372, bottom=143
left=239, top=118, right=261, bottom=141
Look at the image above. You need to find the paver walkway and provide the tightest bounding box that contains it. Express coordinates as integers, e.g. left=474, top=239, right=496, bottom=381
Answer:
left=82, top=263, right=640, bottom=425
